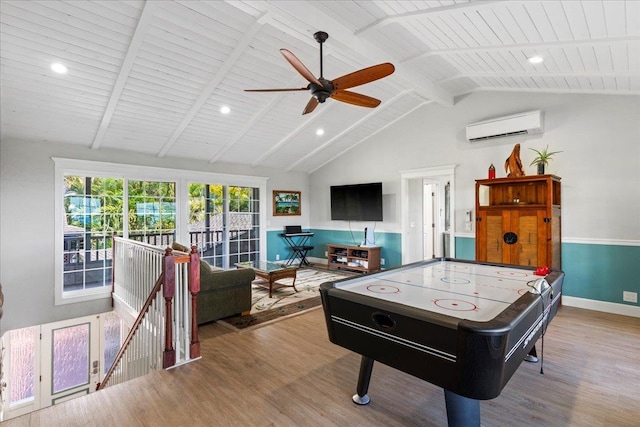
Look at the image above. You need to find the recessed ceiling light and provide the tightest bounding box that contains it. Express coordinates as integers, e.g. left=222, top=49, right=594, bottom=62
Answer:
left=528, top=56, right=544, bottom=64
left=220, top=105, right=231, bottom=114
left=316, top=128, right=325, bottom=136
left=51, top=62, right=69, bottom=74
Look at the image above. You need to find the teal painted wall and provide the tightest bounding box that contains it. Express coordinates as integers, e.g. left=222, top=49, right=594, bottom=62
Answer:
left=267, top=230, right=291, bottom=262
left=454, top=236, right=475, bottom=260
left=561, top=243, right=640, bottom=304
left=452, top=236, right=640, bottom=306
left=267, top=229, right=402, bottom=268
left=268, top=232, right=639, bottom=307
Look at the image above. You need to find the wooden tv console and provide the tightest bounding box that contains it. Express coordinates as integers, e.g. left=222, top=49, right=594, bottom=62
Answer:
left=327, top=244, right=381, bottom=274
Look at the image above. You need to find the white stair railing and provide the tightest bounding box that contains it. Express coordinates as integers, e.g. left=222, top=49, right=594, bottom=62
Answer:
left=98, top=237, right=201, bottom=390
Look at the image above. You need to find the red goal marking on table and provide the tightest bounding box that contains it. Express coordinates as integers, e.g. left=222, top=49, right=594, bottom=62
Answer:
left=433, top=299, right=479, bottom=311
left=366, top=284, right=400, bottom=294
left=496, top=270, right=528, bottom=277
left=441, top=277, right=471, bottom=284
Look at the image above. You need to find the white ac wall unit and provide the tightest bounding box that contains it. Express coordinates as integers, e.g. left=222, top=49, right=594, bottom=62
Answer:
left=466, top=110, right=543, bottom=143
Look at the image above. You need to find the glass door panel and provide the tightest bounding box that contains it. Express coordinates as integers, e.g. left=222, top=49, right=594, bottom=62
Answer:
left=1, top=326, right=40, bottom=420
left=102, top=311, right=122, bottom=375
left=63, top=175, right=124, bottom=293
left=40, top=315, right=100, bottom=407
left=52, top=324, right=90, bottom=393
left=189, top=184, right=261, bottom=269
left=128, top=180, right=176, bottom=247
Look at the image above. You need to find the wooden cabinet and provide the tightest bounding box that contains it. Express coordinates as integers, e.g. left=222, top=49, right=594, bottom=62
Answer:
left=475, top=175, right=561, bottom=269
left=327, top=244, right=381, bottom=273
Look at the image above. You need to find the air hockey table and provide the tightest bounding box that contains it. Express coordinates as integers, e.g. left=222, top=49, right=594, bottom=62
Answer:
left=319, top=258, right=563, bottom=427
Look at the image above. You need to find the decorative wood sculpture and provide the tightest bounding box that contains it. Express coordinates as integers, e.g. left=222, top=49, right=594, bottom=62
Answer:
left=504, top=143, right=526, bottom=177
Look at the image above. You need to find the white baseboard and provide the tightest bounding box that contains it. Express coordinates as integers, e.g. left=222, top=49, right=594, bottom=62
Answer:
left=561, top=296, right=640, bottom=318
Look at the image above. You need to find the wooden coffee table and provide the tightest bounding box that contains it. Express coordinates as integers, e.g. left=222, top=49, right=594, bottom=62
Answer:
left=235, top=261, right=298, bottom=298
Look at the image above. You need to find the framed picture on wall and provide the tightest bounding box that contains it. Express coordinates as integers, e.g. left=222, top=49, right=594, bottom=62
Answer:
left=273, top=190, right=301, bottom=216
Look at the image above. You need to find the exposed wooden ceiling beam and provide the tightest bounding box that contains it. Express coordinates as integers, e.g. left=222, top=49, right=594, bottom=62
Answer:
left=472, top=86, right=640, bottom=96
left=91, top=0, right=159, bottom=150
left=439, top=70, right=639, bottom=84
left=404, top=36, right=640, bottom=63
left=208, top=76, right=299, bottom=164
left=157, top=12, right=271, bottom=158
left=250, top=101, right=337, bottom=167
left=309, top=97, right=434, bottom=174
left=355, top=0, right=505, bottom=36
left=286, top=89, right=413, bottom=172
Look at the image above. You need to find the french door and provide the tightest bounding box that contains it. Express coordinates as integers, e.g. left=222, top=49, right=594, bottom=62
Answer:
left=188, top=183, right=261, bottom=268
left=40, top=316, right=101, bottom=406
left=1, top=314, right=105, bottom=420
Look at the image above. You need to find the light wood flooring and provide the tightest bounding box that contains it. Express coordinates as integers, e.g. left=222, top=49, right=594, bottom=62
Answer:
left=5, top=306, right=639, bottom=426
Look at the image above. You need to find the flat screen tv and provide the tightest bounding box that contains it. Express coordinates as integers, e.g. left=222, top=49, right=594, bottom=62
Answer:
left=330, top=182, right=383, bottom=221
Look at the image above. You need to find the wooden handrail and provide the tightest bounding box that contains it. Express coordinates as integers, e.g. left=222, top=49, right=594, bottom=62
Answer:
left=101, top=239, right=201, bottom=391
left=97, top=273, right=164, bottom=390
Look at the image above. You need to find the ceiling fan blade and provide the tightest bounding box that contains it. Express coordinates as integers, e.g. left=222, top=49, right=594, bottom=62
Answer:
left=331, top=90, right=381, bottom=108
left=302, top=97, right=319, bottom=115
left=332, top=63, right=395, bottom=90
left=244, top=87, right=308, bottom=92
left=280, top=49, right=323, bottom=86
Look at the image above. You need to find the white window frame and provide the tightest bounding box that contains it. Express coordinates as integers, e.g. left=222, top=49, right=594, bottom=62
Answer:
left=54, top=158, right=268, bottom=306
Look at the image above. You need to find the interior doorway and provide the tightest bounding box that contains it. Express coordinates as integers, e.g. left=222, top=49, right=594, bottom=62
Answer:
left=423, top=182, right=436, bottom=259
left=400, top=165, right=456, bottom=265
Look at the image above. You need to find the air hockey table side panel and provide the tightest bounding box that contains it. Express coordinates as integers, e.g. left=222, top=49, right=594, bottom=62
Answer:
left=456, top=270, right=563, bottom=399
left=320, top=291, right=464, bottom=391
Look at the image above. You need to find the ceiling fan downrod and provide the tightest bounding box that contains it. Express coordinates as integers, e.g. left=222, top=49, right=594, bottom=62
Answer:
left=310, top=31, right=332, bottom=103
left=314, top=31, right=328, bottom=78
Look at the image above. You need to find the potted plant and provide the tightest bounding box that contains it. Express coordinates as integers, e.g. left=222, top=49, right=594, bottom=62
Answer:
left=529, top=145, right=562, bottom=175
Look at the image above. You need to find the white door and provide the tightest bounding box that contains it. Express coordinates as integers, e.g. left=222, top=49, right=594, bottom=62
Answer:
left=1, top=314, right=102, bottom=420
left=423, top=183, right=436, bottom=259
left=40, top=315, right=101, bottom=406
left=0, top=326, right=40, bottom=420
left=404, top=178, right=425, bottom=263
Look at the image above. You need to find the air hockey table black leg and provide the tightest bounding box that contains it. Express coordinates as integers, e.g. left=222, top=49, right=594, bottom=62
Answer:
left=352, top=356, right=374, bottom=405
left=444, top=389, right=480, bottom=427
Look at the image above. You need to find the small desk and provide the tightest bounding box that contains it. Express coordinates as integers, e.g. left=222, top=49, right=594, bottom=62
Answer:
left=235, top=261, right=298, bottom=298
left=280, top=232, right=314, bottom=266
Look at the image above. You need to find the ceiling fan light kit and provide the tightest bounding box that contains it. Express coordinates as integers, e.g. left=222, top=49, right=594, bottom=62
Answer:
left=245, top=31, right=394, bottom=115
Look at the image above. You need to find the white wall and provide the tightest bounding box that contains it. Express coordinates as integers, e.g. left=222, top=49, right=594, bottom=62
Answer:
left=310, top=91, right=640, bottom=242
left=0, top=139, right=308, bottom=331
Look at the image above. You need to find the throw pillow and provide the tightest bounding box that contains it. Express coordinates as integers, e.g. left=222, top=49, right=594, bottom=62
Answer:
left=201, top=259, right=223, bottom=273
left=171, top=242, right=189, bottom=253
left=200, top=259, right=212, bottom=275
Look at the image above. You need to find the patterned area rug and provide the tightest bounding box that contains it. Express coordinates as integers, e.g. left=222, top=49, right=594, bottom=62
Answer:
left=217, top=267, right=356, bottom=331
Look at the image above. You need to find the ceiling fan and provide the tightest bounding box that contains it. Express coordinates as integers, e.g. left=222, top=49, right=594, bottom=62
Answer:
left=245, top=31, right=395, bottom=115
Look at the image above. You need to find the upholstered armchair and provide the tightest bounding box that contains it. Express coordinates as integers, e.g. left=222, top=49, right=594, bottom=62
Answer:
left=171, top=243, right=254, bottom=324
left=197, top=260, right=254, bottom=324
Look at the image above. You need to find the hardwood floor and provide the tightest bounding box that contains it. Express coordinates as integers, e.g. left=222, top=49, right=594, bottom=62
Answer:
left=5, top=306, right=639, bottom=426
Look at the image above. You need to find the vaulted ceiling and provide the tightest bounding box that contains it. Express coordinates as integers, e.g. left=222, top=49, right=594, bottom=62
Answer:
left=1, top=1, right=638, bottom=173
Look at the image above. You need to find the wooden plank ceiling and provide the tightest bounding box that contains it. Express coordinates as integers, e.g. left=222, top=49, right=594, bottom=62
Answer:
left=1, top=0, right=638, bottom=173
